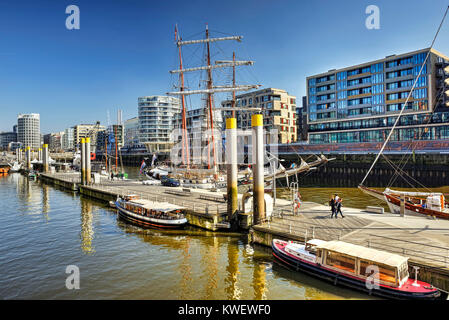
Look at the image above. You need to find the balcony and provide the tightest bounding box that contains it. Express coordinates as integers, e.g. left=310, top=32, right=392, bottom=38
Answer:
left=347, top=72, right=371, bottom=80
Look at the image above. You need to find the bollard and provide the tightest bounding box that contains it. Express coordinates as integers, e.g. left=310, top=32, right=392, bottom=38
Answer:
left=226, top=118, right=238, bottom=221
left=85, top=137, right=91, bottom=185
left=26, top=146, right=31, bottom=170
left=43, top=144, right=49, bottom=173
left=80, top=138, right=86, bottom=185
left=252, top=114, right=265, bottom=225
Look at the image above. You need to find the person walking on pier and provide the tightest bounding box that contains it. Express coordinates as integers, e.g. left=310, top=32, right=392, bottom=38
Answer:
left=336, top=198, right=345, bottom=218
left=329, top=196, right=336, bottom=218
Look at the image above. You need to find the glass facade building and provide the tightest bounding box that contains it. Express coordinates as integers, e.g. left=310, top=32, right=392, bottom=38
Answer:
left=138, top=95, right=181, bottom=153
left=306, top=48, right=449, bottom=144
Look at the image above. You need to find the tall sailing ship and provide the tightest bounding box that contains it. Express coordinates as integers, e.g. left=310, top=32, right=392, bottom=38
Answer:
left=144, top=24, right=331, bottom=190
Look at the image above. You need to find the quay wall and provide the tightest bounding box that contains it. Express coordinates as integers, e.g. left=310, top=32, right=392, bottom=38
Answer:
left=37, top=173, right=78, bottom=191
left=278, top=153, right=449, bottom=188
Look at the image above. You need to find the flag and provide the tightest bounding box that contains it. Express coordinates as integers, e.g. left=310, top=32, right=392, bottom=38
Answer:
left=139, top=160, right=146, bottom=174
left=151, top=153, right=157, bottom=167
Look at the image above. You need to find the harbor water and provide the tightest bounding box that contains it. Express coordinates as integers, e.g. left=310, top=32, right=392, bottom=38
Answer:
left=0, top=171, right=393, bottom=300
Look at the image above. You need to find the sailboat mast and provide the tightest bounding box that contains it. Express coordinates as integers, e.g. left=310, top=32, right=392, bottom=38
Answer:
left=232, top=52, right=236, bottom=118
left=114, top=124, right=118, bottom=174
left=105, top=136, right=108, bottom=173
left=175, top=25, right=190, bottom=168
left=205, top=24, right=217, bottom=171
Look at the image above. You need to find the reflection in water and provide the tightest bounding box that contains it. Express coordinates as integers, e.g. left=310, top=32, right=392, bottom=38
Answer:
left=42, top=184, right=50, bottom=219
left=225, top=242, right=241, bottom=300
left=80, top=196, right=95, bottom=254
left=202, top=237, right=219, bottom=299
left=252, top=260, right=267, bottom=300
left=0, top=172, right=378, bottom=299
left=179, top=238, right=192, bottom=300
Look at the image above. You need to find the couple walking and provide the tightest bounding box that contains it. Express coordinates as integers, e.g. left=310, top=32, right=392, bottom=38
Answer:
left=329, top=194, right=344, bottom=218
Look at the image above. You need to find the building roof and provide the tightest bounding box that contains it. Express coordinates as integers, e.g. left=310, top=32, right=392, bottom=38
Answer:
left=316, top=240, right=408, bottom=268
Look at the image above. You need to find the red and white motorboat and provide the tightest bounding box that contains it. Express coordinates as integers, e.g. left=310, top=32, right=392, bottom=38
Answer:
left=272, top=238, right=441, bottom=299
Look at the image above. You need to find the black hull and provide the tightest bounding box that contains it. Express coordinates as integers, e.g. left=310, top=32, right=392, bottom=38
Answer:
left=116, top=206, right=187, bottom=230
left=272, top=243, right=440, bottom=300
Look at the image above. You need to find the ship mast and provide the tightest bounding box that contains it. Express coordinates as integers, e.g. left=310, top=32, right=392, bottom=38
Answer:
left=205, top=24, right=217, bottom=171
left=232, top=52, right=236, bottom=118
left=175, top=25, right=190, bottom=168
left=167, top=24, right=261, bottom=172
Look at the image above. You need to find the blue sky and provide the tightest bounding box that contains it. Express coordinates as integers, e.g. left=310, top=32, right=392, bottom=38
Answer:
left=1, top=0, right=449, bottom=133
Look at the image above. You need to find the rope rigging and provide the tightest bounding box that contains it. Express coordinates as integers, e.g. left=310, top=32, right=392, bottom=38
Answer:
left=360, top=5, right=449, bottom=187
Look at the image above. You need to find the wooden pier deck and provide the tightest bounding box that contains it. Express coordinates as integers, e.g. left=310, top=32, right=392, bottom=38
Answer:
left=39, top=173, right=233, bottom=230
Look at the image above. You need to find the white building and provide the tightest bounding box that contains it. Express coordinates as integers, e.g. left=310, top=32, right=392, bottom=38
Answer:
left=138, top=96, right=181, bottom=153
left=17, top=113, right=40, bottom=149
left=124, top=117, right=139, bottom=147
left=62, top=127, right=75, bottom=151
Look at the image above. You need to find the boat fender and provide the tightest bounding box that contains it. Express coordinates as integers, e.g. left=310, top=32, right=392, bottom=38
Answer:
left=334, top=275, right=338, bottom=286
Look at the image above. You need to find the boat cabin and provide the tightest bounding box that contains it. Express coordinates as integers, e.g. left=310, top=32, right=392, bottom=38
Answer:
left=312, top=240, right=409, bottom=288
left=124, top=194, right=140, bottom=201
left=119, top=197, right=185, bottom=220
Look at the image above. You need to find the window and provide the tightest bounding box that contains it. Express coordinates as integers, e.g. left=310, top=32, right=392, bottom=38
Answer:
left=413, top=88, right=427, bottom=99
left=372, top=73, right=384, bottom=83
left=413, top=64, right=427, bottom=76
left=413, top=52, right=427, bottom=65
left=337, top=81, right=347, bottom=90
left=337, top=71, right=347, bottom=80
left=308, top=78, right=316, bottom=86
left=361, top=66, right=371, bottom=73
left=371, top=63, right=383, bottom=73
left=326, top=251, right=356, bottom=273
left=372, top=84, right=384, bottom=93
left=386, top=60, right=398, bottom=68
left=338, top=91, right=347, bottom=100
left=373, top=94, right=384, bottom=105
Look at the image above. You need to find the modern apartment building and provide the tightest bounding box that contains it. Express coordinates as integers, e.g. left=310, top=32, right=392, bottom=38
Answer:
left=306, top=48, right=449, bottom=144
left=62, top=127, right=75, bottom=151
left=124, top=117, right=139, bottom=147
left=138, top=95, right=181, bottom=153
left=222, top=88, right=297, bottom=144
left=73, top=122, right=105, bottom=151
left=17, top=113, right=40, bottom=149
left=0, top=125, right=17, bottom=150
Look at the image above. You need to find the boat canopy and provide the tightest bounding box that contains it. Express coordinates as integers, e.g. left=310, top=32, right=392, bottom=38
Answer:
left=316, top=240, right=408, bottom=268
left=384, top=188, right=443, bottom=197
left=306, top=239, right=328, bottom=247
left=128, top=199, right=185, bottom=213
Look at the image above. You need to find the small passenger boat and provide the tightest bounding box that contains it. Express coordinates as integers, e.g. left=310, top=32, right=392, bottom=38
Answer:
left=272, top=238, right=440, bottom=299
left=115, top=194, right=188, bottom=229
